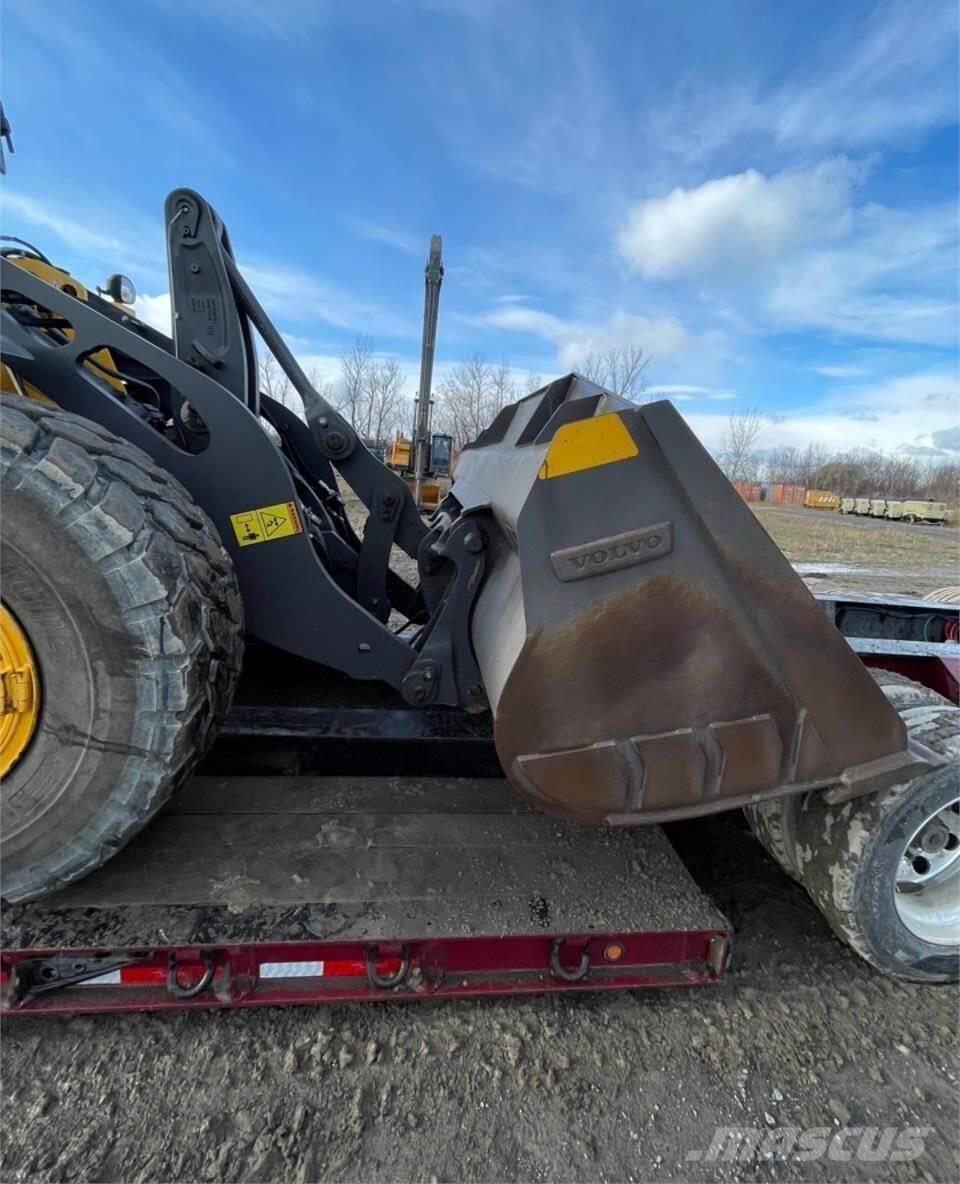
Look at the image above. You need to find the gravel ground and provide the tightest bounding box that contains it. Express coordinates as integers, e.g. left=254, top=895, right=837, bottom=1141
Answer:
left=2, top=812, right=957, bottom=1184
left=3, top=493, right=957, bottom=1184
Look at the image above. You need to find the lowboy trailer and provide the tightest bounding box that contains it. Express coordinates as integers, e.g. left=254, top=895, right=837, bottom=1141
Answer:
left=2, top=592, right=956, bottom=1018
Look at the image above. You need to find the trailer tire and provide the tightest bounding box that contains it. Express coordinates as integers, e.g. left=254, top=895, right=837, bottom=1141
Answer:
left=743, top=791, right=803, bottom=881
left=746, top=669, right=959, bottom=982
left=746, top=668, right=959, bottom=879
left=0, top=395, right=243, bottom=902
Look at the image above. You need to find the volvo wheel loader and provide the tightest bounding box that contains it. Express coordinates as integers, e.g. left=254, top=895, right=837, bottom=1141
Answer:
left=1, top=188, right=957, bottom=986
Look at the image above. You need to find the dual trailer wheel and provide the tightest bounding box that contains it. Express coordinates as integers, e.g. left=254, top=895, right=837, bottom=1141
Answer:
left=746, top=669, right=960, bottom=984
left=0, top=395, right=957, bottom=984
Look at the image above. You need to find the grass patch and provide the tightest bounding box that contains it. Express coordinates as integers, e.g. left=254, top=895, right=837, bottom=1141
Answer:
left=752, top=506, right=958, bottom=572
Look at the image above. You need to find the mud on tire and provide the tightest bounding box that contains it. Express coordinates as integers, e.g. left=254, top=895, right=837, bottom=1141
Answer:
left=0, top=395, right=243, bottom=901
left=746, top=668, right=960, bottom=982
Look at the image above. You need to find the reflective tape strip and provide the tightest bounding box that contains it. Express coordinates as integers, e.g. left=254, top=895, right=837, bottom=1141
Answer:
left=259, top=960, right=325, bottom=979
left=77, top=970, right=122, bottom=986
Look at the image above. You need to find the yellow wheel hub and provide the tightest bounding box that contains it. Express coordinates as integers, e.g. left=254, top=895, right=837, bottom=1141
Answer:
left=0, top=604, right=40, bottom=778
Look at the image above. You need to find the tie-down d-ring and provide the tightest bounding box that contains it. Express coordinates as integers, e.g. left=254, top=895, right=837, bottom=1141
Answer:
left=366, top=944, right=410, bottom=989
left=167, top=950, right=216, bottom=999
left=550, top=937, right=590, bottom=982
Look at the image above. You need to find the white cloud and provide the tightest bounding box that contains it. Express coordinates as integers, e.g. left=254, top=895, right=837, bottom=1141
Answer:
left=769, top=1, right=958, bottom=152
left=486, top=306, right=691, bottom=370
left=616, top=160, right=858, bottom=279
left=136, top=293, right=172, bottom=335
left=150, top=0, right=328, bottom=39
left=645, top=385, right=736, bottom=401
left=647, top=2, right=958, bottom=169
left=811, top=365, right=872, bottom=379
left=240, top=260, right=416, bottom=338
left=3, top=189, right=417, bottom=341
left=133, top=263, right=418, bottom=342
left=346, top=219, right=419, bottom=254
left=681, top=369, right=960, bottom=457
left=616, top=162, right=957, bottom=349
left=765, top=203, right=957, bottom=346
left=3, top=191, right=159, bottom=276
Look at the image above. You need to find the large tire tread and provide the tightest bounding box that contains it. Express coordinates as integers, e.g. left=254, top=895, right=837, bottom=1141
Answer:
left=0, top=394, right=243, bottom=900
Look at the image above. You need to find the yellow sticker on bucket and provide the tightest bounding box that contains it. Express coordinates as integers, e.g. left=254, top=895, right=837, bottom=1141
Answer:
left=538, top=413, right=639, bottom=479
left=230, top=501, right=303, bottom=547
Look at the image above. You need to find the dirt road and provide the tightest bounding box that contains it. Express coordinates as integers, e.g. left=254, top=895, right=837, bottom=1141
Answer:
left=3, top=812, right=957, bottom=1184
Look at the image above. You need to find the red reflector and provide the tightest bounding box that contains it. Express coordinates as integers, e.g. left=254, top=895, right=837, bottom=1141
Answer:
left=322, top=958, right=402, bottom=978
left=122, top=964, right=205, bottom=986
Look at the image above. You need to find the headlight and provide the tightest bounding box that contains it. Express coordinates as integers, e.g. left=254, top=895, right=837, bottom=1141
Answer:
left=104, top=273, right=136, bottom=305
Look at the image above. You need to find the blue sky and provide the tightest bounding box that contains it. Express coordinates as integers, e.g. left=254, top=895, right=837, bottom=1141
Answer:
left=2, top=0, right=957, bottom=455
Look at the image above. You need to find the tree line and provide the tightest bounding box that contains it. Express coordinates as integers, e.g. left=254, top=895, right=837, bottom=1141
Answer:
left=719, top=407, right=958, bottom=504
left=259, top=343, right=957, bottom=507
left=258, top=340, right=649, bottom=455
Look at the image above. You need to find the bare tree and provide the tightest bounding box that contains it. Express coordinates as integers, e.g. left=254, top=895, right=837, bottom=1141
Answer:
left=720, top=406, right=765, bottom=483
left=765, top=445, right=802, bottom=485
left=361, top=357, right=407, bottom=448
left=577, top=346, right=649, bottom=401
left=797, top=442, right=831, bottom=487
left=257, top=354, right=330, bottom=419
left=339, top=336, right=374, bottom=430
left=877, top=454, right=922, bottom=499
left=526, top=372, right=544, bottom=393
left=434, top=354, right=516, bottom=452
left=335, top=337, right=410, bottom=447
left=490, top=361, right=516, bottom=419
left=923, top=460, right=960, bottom=504
left=763, top=444, right=959, bottom=502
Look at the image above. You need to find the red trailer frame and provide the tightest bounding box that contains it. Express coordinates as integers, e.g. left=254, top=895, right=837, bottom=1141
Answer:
left=1, top=930, right=729, bottom=1016
left=2, top=593, right=954, bottom=1019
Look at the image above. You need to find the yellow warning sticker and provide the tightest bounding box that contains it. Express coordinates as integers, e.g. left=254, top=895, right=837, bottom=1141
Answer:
left=538, top=413, right=639, bottom=479
left=230, top=501, right=303, bottom=547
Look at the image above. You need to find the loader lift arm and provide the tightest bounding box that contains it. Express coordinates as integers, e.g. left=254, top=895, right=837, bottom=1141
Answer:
left=0, top=185, right=929, bottom=827
left=0, top=191, right=489, bottom=710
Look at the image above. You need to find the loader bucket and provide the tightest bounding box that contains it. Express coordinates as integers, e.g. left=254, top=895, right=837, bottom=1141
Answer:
left=455, top=375, right=921, bottom=824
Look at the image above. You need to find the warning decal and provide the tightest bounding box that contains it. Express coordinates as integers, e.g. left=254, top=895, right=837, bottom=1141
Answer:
left=230, top=501, right=303, bottom=547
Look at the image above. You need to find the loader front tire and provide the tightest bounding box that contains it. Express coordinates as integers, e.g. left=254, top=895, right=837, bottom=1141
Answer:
left=0, top=395, right=243, bottom=901
left=746, top=669, right=960, bottom=982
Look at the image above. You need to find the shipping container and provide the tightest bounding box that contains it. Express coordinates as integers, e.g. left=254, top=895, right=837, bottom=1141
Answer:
left=769, top=482, right=806, bottom=507
left=732, top=481, right=763, bottom=502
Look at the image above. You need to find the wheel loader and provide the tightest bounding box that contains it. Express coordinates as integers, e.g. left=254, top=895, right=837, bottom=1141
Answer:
left=1, top=187, right=957, bottom=987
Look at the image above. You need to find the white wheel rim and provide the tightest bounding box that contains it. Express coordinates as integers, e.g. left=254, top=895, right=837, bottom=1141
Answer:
left=895, top=799, right=960, bottom=946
